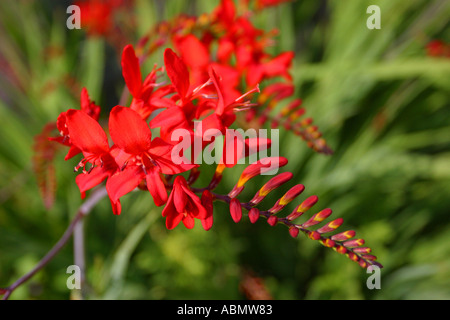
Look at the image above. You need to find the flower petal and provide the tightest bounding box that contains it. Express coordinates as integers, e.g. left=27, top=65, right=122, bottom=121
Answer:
left=149, top=137, right=196, bottom=174
left=164, top=48, right=190, bottom=99
left=182, top=214, right=195, bottom=229
left=106, top=165, right=145, bottom=203
left=162, top=192, right=183, bottom=230
left=208, top=67, right=226, bottom=115
left=66, top=109, right=109, bottom=155
left=146, top=167, right=168, bottom=206
left=175, top=34, right=210, bottom=69
left=109, top=106, right=152, bottom=155
left=121, top=44, right=142, bottom=98
left=172, top=176, right=188, bottom=213
left=110, top=198, right=122, bottom=216
left=80, top=87, right=100, bottom=120
left=75, top=166, right=109, bottom=193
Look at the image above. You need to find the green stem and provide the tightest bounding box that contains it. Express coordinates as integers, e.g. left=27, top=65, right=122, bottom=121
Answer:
left=1, top=187, right=108, bottom=300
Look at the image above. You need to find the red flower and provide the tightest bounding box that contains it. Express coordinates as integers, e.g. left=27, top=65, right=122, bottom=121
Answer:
left=106, top=106, right=195, bottom=208
left=76, top=0, right=113, bottom=36
left=75, top=0, right=130, bottom=36
left=50, top=87, right=100, bottom=160
left=162, top=176, right=209, bottom=229
left=121, top=44, right=170, bottom=120
left=64, top=109, right=121, bottom=214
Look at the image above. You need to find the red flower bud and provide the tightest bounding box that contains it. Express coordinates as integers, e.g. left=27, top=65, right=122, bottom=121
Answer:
left=331, top=230, right=356, bottom=242
left=316, top=217, right=343, bottom=234
left=300, top=207, right=332, bottom=227
left=352, top=247, right=372, bottom=254
left=343, top=239, right=365, bottom=248
left=269, top=184, right=304, bottom=214
left=230, top=198, right=242, bottom=223
left=249, top=172, right=293, bottom=205
left=289, top=226, right=299, bottom=238
left=248, top=208, right=260, bottom=224
left=267, top=215, right=278, bottom=226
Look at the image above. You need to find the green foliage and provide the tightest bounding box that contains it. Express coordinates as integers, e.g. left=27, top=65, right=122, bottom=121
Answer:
left=0, top=0, right=449, bottom=300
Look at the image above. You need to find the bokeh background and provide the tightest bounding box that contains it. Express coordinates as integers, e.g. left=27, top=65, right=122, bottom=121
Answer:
left=0, top=0, right=449, bottom=300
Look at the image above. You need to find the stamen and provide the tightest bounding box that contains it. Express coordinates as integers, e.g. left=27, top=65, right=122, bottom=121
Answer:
left=140, top=163, right=148, bottom=175
left=121, top=160, right=129, bottom=171
left=192, top=78, right=213, bottom=96
left=235, top=84, right=260, bottom=102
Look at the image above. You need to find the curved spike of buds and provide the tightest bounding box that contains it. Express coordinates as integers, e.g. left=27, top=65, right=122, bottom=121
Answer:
left=286, top=195, right=319, bottom=221
left=249, top=172, right=293, bottom=206
left=269, top=184, right=305, bottom=214
left=272, top=99, right=303, bottom=126
left=228, top=157, right=288, bottom=198
left=316, top=217, right=344, bottom=234
left=230, top=198, right=242, bottom=223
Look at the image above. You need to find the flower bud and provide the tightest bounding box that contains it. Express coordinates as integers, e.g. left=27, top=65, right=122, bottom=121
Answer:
left=248, top=208, right=260, bottom=224
left=249, top=172, right=293, bottom=206
left=230, top=198, right=242, bottom=223
left=267, top=215, right=278, bottom=227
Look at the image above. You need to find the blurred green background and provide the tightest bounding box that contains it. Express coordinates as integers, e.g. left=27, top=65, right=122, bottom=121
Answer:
left=0, top=0, right=449, bottom=300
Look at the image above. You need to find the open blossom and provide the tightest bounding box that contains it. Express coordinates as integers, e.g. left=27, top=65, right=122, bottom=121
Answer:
left=106, top=106, right=196, bottom=209
left=64, top=109, right=121, bottom=214
left=62, top=105, right=197, bottom=215
left=162, top=175, right=210, bottom=230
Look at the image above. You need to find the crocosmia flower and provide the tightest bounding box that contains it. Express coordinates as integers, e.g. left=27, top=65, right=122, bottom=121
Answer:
left=64, top=109, right=121, bottom=214
left=106, top=106, right=196, bottom=209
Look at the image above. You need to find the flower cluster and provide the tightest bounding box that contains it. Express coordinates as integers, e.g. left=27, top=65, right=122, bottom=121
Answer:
left=39, top=0, right=382, bottom=269
left=50, top=44, right=263, bottom=228
left=136, top=0, right=333, bottom=154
